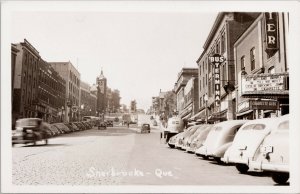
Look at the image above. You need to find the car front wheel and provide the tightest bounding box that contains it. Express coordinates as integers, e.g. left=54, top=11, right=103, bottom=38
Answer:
left=236, top=164, right=249, bottom=174
left=272, top=172, right=289, bottom=185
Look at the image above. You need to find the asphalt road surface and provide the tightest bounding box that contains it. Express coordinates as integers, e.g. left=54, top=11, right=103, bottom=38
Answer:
left=12, top=125, right=279, bottom=185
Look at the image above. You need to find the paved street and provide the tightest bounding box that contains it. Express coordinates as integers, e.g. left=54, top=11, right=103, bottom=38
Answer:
left=12, top=124, right=278, bottom=186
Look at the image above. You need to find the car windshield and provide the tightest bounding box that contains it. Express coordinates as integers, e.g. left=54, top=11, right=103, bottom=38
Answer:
left=242, top=124, right=266, bottom=130
left=278, top=120, right=289, bottom=130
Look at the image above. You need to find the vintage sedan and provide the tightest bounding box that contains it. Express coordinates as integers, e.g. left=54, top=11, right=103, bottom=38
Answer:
left=186, top=125, right=213, bottom=153
left=222, top=117, right=278, bottom=173
left=175, top=125, right=199, bottom=149
left=12, top=118, right=49, bottom=146
left=249, top=115, right=289, bottom=184
left=195, top=120, right=247, bottom=162
left=168, top=132, right=183, bottom=148
left=182, top=125, right=209, bottom=151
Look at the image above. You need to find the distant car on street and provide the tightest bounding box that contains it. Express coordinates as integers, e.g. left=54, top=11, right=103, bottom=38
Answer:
left=141, top=123, right=150, bottom=133
left=152, top=120, right=158, bottom=126
left=98, top=121, right=107, bottom=130
left=106, top=120, right=113, bottom=127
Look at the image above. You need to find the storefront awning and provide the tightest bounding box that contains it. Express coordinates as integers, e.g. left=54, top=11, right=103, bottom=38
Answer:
left=182, top=112, right=192, bottom=120
left=190, top=109, right=206, bottom=120
left=241, top=90, right=289, bottom=98
left=236, top=109, right=253, bottom=117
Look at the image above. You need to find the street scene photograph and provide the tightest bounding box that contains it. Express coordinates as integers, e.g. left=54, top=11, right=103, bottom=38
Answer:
left=1, top=1, right=300, bottom=193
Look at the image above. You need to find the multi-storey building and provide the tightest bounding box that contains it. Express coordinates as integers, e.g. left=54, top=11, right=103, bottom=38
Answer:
left=50, top=61, right=81, bottom=122
left=11, top=44, right=19, bottom=127
left=13, top=39, right=40, bottom=122
left=80, top=81, right=97, bottom=118
left=174, top=68, right=198, bottom=120
left=234, top=12, right=289, bottom=119
left=183, top=76, right=199, bottom=120
left=196, top=12, right=260, bottom=123
left=12, top=39, right=67, bottom=125
left=38, top=59, right=66, bottom=123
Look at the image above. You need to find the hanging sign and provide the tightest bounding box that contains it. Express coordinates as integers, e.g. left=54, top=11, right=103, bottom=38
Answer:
left=209, top=54, right=225, bottom=107
left=265, top=12, right=279, bottom=53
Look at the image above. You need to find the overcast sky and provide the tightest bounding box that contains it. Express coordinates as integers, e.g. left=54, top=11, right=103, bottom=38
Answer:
left=11, top=11, right=216, bottom=111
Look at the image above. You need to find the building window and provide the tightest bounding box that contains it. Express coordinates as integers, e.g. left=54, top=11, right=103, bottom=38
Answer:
left=199, top=64, right=201, bottom=76
left=250, top=47, right=255, bottom=71
left=199, top=80, right=201, bottom=91
left=203, top=77, right=205, bottom=88
left=268, top=66, right=275, bottom=74
left=216, top=42, right=220, bottom=54
left=221, top=33, right=226, bottom=54
left=206, top=74, right=208, bottom=85
left=199, top=97, right=202, bottom=108
left=208, top=57, right=211, bottom=73
left=241, top=56, right=245, bottom=71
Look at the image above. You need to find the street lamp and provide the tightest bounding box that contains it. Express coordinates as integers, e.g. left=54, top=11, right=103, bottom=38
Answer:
left=204, top=93, right=208, bottom=124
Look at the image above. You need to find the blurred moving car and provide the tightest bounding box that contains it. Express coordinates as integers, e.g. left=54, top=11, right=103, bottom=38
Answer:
left=98, top=121, right=107, bottom=130
left=141, top=123, right=151, bottom=133
left=249, top=115, right=289, bottom=184
left=12, top=118, right=49, bottom=146
left=106, top=120, right=113, bottom=127
left=187, top=125, right=213, bottom=153
left=195, top=120, right=247, bottom=163
left=222, top=118, right=278, bottom=174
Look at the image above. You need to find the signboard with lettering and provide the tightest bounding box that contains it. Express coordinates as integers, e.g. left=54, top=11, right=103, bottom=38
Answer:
left=249, top=100, right=279, bottom=110
left=209, top=54, right=225, bottom=107
left=265, top=12, right=279, bottom=53
left=241, top=73, right=287, bottom=94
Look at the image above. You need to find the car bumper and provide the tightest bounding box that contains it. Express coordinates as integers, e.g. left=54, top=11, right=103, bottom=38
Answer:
left=249, top=160, right=289, bottom=172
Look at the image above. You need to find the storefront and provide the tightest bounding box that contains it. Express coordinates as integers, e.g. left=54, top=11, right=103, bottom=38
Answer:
left=239, top=72, right=289, bottom=119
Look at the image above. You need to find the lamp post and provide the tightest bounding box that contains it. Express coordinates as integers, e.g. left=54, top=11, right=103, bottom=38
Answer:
left=204, top=93, right=208, bottom=124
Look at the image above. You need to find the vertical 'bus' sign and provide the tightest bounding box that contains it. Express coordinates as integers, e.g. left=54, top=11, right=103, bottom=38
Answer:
left=265, top=12, right=279, bottom=52
left=209, top=54, right=225, bottom=107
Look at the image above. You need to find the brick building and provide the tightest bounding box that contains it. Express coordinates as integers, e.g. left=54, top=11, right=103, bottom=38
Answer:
left=80, top=81, right=97, bottom=118
left=13, top=39, right=40, bottom=122
left=196, top=12, right=260, bottom=123
left=50, top=61, right=81, bottom=122
left=234, top=12, right=289, bottom=119
left=174, top=68, right=198, bottom=120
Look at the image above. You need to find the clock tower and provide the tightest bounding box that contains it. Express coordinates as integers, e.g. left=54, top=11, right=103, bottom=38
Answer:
left=96, top=69, right=107, bottom=116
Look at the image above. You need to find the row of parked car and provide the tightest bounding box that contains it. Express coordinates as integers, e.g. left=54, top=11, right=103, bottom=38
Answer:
left=168, top=114, right=289, bottom=185
left=12, top=118, right=97, bottom=146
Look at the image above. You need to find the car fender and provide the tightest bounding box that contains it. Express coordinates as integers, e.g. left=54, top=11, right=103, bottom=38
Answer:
left=213, top=142, right=233, bottom=157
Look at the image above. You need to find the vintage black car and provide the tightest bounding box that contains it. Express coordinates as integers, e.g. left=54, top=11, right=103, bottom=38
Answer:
left=12, top=118, right=49, bottom=146
left=106, top=120, right=113, bottom=127
left=141, top=123, right=151, bottom=133
left=98, top=121, right=107, bottom=130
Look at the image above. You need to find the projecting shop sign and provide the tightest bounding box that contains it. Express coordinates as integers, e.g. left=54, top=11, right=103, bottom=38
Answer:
left=209, top=54, right=225, bottom=107
left=241, top=73, right=286, bottom=94
left=265, top=12, right=279, bottom=52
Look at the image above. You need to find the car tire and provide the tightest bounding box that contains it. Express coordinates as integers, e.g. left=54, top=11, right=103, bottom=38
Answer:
left=168, top=143, right=175, bottom=148
left=202, top=155, right=209, bottom=160
left=271, top=172, right=289, bottom=184
left=236, top=164, right=249, bottom=174
left=214, top=157, right=223, bottom=164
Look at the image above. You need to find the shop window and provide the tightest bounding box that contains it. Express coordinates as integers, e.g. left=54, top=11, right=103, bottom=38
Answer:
left=250, top=47, right=256, bottom=71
